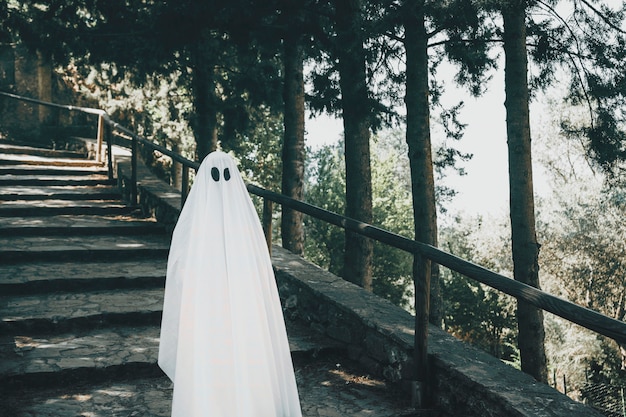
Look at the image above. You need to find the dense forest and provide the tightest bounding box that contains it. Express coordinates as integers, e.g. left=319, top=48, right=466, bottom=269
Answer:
left=1, top=0, right=625, bottom=407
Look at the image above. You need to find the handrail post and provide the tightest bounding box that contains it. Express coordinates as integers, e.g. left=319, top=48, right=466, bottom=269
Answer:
left=262, top=198, right=273, bottom=255
left=106, top=123, right=114, bottom=181
left=96, top=114, right=105, bottom=163
left=131, top=136, right=138, bottom=206
left=412, top=253, right=430, bottom=408
left=181, top=165, right=189, bottom=208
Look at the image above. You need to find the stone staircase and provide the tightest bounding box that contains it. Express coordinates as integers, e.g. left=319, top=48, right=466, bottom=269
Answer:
left=0, top=142, right=173, bottom=415
left=0, top=141, right=418, bottom=417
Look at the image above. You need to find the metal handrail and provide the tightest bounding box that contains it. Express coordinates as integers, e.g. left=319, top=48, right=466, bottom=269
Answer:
left=2, top=90, right=625, bottom=373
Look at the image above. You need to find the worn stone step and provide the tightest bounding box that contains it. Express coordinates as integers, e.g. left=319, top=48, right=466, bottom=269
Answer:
left=0, top=175, right=114, bottom=187
left=0, top=325, right=163, bottom=389
left=0, top=259, right=167, bottom=295
left=0, top=165, right=108, bottom=176
left=0, top=322, right=339, bottom=378
left=0, top=278, right=340, bottom=346
left=0, top=214, right=165, bottom=237
left=1, top=375, right=173, bottom=417
left=1, top=327, right=160, bottom=377
left=0, top=143, right=87, bottom=159
left=0, top=184, right=121, bottom=201
left=0, top=158, right=101, bottom=168
left=0, top=234, right=170, bottom=263
left=0, top=318, right=343, bottom=387
left=0, top=149, right=97, bottom=163
left=0, top=288, right=334, bottom=350
left=0, top=338, right=410, bottom=417
left=0, top=200, right=135, bottom=217
left=397, top=409, right=441, bottom=417
left=0, top=288, right=165, bottom=334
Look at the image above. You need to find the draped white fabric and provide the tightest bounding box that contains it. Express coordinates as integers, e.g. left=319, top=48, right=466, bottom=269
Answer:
left=158, top=151, right=302, bottom=417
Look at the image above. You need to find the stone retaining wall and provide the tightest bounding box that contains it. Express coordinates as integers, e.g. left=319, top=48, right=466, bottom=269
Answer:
left=271, top=246, right=602, bottom=417
left=114, top=150, right=603, bottom=417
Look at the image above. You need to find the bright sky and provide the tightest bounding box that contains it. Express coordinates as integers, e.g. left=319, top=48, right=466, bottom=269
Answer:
left=304, top=70, right=509, bottom=217
left=436, top=70, right=510, bottom=217
left=304, top=63, right=555, bottom=218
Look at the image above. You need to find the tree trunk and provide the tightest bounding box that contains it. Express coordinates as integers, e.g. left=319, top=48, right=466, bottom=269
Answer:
left=171, top=142, right=183, bottom=190
left=192, top=33, right=219, bottom=161
left=334, top=0, right=373, bottom=291
left=404, top=0, right=438, bottom=405
left=281, top=24, right=305, bottom=255
left=36, top=50, right=53, bottom=126
left=611, top=283, right=626, bottom=371
left=502, top=0, right=548, bottom=383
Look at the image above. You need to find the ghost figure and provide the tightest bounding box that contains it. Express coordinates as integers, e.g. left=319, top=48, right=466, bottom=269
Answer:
left=158, top=151, right=302, bottom=417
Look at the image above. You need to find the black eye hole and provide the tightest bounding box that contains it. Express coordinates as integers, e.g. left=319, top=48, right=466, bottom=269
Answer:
left=211, top=167, right=220, bottom=181
left=223, top=168, right=231, bottom=181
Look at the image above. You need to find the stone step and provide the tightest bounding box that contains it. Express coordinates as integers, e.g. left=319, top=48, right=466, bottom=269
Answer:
left=0, top=157, right=101, bottom=168
left=0, top=351, right=413, bottom=417
left=0, top=143, right=87, bottom=159
left=0, top=165, right=108, bottom=176
left=0, top=259, right=167, bottom=295
left=3, top=328, right=159, bottom=374
left=0, top=308, right=340, bottom=376
left=0, top=288, right=338, bottom=351
left=0, top=200, right=135, bottom=217
left=0, top=234, right=170, bottom=263
left=0, top=175, right=115, bottom=187
left=1, top=375, right=173, bottom=417
left=0, top=214, right=166, bottom=237
left=0, top=318, right=342, bottom=388
left=397, top=409, right=441, bottom=417
left=0, top=288, right=165, bottom=334
left=0, top=184, right=121, bottom=201
left=0, top=321, right=339, bottom=375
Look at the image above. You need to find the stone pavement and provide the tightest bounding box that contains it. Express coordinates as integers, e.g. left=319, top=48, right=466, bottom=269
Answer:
left=0, top=141, right=419, bottom=416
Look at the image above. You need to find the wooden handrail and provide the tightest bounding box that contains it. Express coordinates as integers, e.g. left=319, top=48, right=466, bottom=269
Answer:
left=246, top=184, right=626, bottom=345
left=2, top=90, right=625, bottom=361
left=0, top=91, right=200, bottom=206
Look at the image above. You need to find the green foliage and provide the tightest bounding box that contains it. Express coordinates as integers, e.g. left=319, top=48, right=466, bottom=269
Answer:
left=439, top=215, right=517, bottom=361
left=430, top=0, right=497, bottom=97
left=525, top=97, right=625, bottom=390
left=304, top=134, right=417, bottom=308
left=224, top=105, right=284, bottom=191
left=303, top=144, right=346, bottom=276
left=534, top=0, right=626, bottom=173
left=539, top=183, right=626, bottom=388
left=370, top=131, right=414, bottom=309
left=303, top=128, right=471, bottom=310
left=544, top=315, right=612, bottom=392
left=0, top=1, right=16, bottom=45
left=306, top=0, right=497, bottom=130
left=541, top=185, right=626, bottom=319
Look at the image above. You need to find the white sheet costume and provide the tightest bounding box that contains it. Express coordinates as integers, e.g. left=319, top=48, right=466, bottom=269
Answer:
left=158, top=151, right=302, bottom=417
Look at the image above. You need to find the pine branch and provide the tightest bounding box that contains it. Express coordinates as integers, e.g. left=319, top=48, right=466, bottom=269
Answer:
left=577, top=0, right=626, bottom=35
left=427, top=38, right=503, bottom=49
left=534, top=0, right=595, bottom=127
